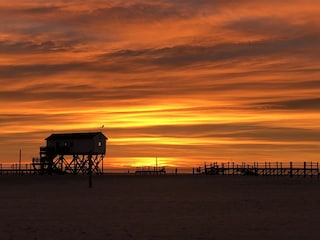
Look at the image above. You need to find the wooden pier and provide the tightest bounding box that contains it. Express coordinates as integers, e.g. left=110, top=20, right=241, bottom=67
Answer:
left=203, top=162, right=319, bottom=177
left=1, top=161, right=319, bottom=177
left=135, top=167, right=166, bottom=175
left=0, top=163, right=35, bottom=175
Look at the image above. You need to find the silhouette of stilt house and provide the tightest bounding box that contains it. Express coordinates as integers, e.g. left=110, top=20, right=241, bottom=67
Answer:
left=33, top=132, right=107, bottom=175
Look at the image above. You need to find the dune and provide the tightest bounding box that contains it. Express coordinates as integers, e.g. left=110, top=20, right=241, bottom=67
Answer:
left=0, top=175, right=319, bottom=240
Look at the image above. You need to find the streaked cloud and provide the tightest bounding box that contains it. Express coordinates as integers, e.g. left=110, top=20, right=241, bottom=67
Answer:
left=1, top=0, right=320, bottom=168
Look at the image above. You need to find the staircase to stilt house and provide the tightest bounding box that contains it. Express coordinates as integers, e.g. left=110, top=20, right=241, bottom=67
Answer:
left=32, top=146, right=57, bottom=174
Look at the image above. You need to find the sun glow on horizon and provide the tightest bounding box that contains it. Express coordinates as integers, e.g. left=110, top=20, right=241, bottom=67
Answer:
left=105, top=157, right=177, bottom=168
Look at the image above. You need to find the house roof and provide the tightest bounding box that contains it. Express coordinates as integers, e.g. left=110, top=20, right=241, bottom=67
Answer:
left=46, top=132, right=108, bottom=141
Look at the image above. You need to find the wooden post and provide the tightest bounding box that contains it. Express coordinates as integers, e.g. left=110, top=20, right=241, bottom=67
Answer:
left=227, top=162, right=229, bottom=175
left=222, top=163, right=224, bottom=175
left=269, top=162, right=271, bottom=176
left=88, top=154, right=93, bottom=188
left=232, top=162, right=234, bottom=176
left=290, top=162, right=293, bottom=177
left=303, top=162, right=306, bottom=178
left=60, top=155, right=63, bottom=173
left=102, top=155, right=104, bottom=175
left=19, top=149, right=22, bottom=175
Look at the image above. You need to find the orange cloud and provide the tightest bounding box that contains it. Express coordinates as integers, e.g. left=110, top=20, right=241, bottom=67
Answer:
left=1, top=0, right=320, bottom=169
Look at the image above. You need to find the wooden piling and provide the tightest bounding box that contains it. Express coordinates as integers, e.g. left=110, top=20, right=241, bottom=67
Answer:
left=19, top=149, right=22, bottom=175
left=232, top=162, right=235, bottom=176
left=88, top=154, right=93, bottom=188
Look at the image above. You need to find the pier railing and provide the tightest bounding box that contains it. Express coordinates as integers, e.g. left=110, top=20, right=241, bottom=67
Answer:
left=135, top=166, right=166, bottom=175
left=203, top=162, right=319, bottom=177
left=1, top=161, right=319, bottom=177
left=0, top=163, right=35, bottom=175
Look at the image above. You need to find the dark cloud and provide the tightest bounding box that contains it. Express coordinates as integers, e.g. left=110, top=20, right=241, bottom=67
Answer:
left=1, top=34, right=319, bottom=83
left=0, top=81, right=161, bottom=103
left=255, top=98, right=320, bottom=111
left=0, top=40, right=78, bottom=54
left=0, top=62, right=86, bottom=79
left=0, top=5, right=62, bottom=16
left=89, top=4, right=186, bottom=23
left=107, top=123, right=320, bottom=142
left=101, top=34, right=320, bottom=70
left=224, top=16, right=308, bottom=37
left=0, top=61, right=318, bottom=106
left=23, top=6, right=62, bottom=14
left=0, top=3, right=187, bottom=37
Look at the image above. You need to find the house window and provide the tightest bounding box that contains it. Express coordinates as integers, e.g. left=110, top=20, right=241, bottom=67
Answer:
left=98, top=141, right=102, bottom=147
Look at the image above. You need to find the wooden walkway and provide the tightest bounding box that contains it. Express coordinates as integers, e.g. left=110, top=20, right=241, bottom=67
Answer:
left=203, top=162, right=319, bottom=177
left=1, top=162, right=319, bottom=177
left=0, top=164, right=35, bottom=175
left=135, top=167, right=166, bottom=175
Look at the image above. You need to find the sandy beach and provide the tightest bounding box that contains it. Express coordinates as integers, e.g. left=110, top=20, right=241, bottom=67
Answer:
left=0, top=174, right=319, bottom=240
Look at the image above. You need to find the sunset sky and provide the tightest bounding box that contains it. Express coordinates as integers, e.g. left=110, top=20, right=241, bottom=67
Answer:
left=1, top=0, right=320, bottom=169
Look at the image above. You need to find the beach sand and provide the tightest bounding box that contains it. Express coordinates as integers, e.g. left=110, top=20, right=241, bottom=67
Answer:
left=0, top=174, right=319, bottom=240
